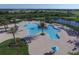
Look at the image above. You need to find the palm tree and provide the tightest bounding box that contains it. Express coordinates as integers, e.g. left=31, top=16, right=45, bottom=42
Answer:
left=40, top=17, right=46, bottom=35
left=8, top=27, right=20, bottom=54
left=8, top=27, right=17, bottom=45
left=0, top=17, right=9, bottom=32
left=40, top=21, right=45, bottom=35
left=10, top=18, right=17, bottom=28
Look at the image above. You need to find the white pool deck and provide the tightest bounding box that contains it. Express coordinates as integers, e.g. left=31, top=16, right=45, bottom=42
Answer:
left=0, top=21, right=78, bottom=55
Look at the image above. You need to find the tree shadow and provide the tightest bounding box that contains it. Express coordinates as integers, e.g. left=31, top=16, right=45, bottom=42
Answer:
left=0, top=27, right=5, bottom=29
left=21, top=34, right=40, bottom=43
left=0, top=30, right=6, bottom=33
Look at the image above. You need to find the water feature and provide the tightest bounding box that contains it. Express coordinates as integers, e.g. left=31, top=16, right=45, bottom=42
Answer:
left=51, top=46, right=59, bottom=52
left=24, top=22, right=60, bottom=40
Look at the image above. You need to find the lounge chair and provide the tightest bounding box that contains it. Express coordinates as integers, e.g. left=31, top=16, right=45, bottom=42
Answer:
left=67, top=40, right=73, bottom=43
left=72, top=47, right=77, bottom=51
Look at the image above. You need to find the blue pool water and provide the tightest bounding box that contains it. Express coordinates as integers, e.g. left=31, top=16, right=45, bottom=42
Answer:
left=51, top=46, right=59, bottom=52
left=24, top=23, right=60, bottom=40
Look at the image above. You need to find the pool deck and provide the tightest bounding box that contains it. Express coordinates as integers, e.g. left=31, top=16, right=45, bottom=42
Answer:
left=28, top=29, right=77, bottom=55
left=0, top=21, right=78, bottom=55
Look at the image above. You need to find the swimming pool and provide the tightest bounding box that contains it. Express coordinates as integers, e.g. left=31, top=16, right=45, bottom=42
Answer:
left=24, top=22, right=60, bottom=40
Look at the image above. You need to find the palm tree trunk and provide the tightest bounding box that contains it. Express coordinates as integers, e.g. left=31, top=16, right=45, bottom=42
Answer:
left=14, top=21, right=17, bottom=28
left=6, top=24, right=8, bottom=28
left=12, top=32, right=17, bottom=45
left=42, top=27, right=44, bottom=33
left=12, top=32, right=19, bottom=54
left=4, top=25, right=7, bottom=32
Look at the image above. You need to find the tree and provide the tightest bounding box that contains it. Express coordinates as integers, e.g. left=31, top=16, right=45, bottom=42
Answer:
left=8, top=27, right=17, bottom=45
left=0, top=17, right=9, bottom=32
left=8, top=27, right=21, bottom=54
left=40, top=17, right=46, bottom=35
left=10, top=18, right=17, bottom=28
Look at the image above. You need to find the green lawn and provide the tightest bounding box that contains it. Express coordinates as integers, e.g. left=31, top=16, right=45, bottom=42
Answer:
left=69, top=52, right=79, bottom=55
left=0, top=38, right=29, bottom=55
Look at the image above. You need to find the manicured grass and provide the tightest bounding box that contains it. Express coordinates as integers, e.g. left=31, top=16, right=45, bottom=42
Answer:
left=68, top=52, right=79, bottom=55
left=0, top=38, right=29, bottom=55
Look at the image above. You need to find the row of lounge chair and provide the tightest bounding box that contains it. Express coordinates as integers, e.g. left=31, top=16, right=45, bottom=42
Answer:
left=72, top=47, right=77, bottom=51
left=67, top=40, right=74, bottom=44
left=59, top=26, right=78, bottom=36
left=67, top=40, right=78, bottom=44
left=67, top=40, right=79, bottom=51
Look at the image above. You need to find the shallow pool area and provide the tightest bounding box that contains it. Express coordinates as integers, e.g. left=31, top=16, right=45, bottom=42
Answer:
left=51, top=46, right=59, bottom=52
left=24, top=22, right=60, bottom=40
